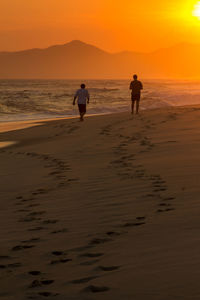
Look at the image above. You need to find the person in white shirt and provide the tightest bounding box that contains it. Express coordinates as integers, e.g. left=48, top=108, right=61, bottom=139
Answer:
left=73, top=84, right=90, bottom=121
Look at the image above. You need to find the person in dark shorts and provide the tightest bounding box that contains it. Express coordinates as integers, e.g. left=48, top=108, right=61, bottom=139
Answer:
left=129, top=74, right=143, bottom=114
left=73, top=84, right=90, bottom=121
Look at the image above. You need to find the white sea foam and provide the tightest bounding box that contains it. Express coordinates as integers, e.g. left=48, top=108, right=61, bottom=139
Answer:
left=0, top=79, right=200, bottom=122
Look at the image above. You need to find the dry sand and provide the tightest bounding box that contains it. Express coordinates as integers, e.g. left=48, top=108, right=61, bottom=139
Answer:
left=1, top=106, right=200, bottom=299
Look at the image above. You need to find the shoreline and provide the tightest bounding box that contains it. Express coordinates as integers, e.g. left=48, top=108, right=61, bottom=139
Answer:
left=0, top=103, right=200, bottom=135
left=0, top=112, right=115, bottom=134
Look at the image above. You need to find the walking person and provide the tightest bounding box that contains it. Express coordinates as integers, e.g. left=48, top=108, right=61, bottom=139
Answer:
left=73, top=84, right=90, bottom=121
left=129, top=74, right=143, bottom=114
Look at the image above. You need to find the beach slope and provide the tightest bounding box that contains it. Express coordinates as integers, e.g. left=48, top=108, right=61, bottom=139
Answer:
left=1, top=106, right=200, bottom=299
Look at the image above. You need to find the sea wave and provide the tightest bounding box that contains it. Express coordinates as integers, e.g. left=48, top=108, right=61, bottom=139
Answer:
left=88, top=88, right=120, bottom=92
left=0, top=79, right=200, bottom=122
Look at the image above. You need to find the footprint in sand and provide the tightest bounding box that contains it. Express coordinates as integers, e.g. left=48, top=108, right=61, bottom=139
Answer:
left=28, top=211, right=46, bottom=216
left=27, top=204, right=40, bottom=208
left=0, top=264, right=7, bottom=269
left=98, top=265, right=120, bottom=272
left=12, top=245, right=35, bottom=251
left=123, top=221, right=146, bottom=227
left=50, top=228, right=68, bottom=234
left=29, top=280, right=42, bottom=288
left=83, top=285, right=110, bottom=293
left=68, top=125, right=80, bottom=134
left=38, top=291, right=59, bottom=297
left=146, top=193, right=156, bottom=198
left=157, top=208, right=175, bottom=213
left=48, top=171, right=61, bottom=176
left=32, top=189, right=48, bottom=196
left=15, top=202, right=23, bottom=206
left=51, top=251, right=65, bottom=256
left=0, top=263, right=21, bottom=269
left=159, top=203, right=171, bottom=207
left=17, top=209, right=30, bottom=213
left=67, top=178, right=79, bottom=182
left=89, top=237, right=112, bottom=245
left=70, top=276, right=98, bottom=284
left=164, top=197, right=175, bottom=201
left=21, top=238, right=41, bottom=244
left=153, top=184, right=167, bottom=188
left=50, top=258, right=72, bottom=265
left=42, top=219, right=59, bottom=225
left=153, top=180, right=166, bottom=184
left=154, top=188, right=167, bottom=192
left=29, top=271, right=41, bottom=276
left=24, top=197, right=36, bottom=202
left=19, top=216, right=41, bottom=223
left=106, top=231, right=121, bottom=236
left=28, top=226, right=46, bottom=232
left=80, top=259, right=100, bottom=266
left=29, top=280, right=54, bottom=288
left=0, top=255, right=10, bottom=260
left=80, top=253, right=104, bottom=258
left=21, top=198, right=35, bottom=203
left=150, top=175, right=162, bottom=180
left=70, top=245, right=93, bottom=252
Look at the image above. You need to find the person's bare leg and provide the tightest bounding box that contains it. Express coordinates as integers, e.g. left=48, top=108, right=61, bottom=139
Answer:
left=136, top=101, right=140, bottom=114
left=131, top=101, right=135, bottom=114
left=80, top=112, right=85, bottom=121
left=79, top=112, right=83, bottom=121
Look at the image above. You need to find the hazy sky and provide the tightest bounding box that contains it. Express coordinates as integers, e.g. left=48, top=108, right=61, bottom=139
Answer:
left=0, top=0, right=200, bottom=52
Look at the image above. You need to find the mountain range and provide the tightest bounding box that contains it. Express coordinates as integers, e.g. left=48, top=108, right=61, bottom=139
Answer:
left=0, top=40, right=200, bottom=79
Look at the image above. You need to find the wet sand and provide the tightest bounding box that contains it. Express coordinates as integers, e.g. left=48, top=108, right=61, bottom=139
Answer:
left=1, top=106, right=200, bottom=299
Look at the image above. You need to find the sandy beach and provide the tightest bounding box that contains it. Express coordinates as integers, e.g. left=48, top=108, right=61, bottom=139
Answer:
left=1, top=106, right=200, bottom=300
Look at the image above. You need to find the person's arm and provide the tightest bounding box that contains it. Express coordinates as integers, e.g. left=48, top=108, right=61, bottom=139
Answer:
left=73, top=91, right=78, bottom=105
left=73, top=96, right=77, bottom=105
left=87, top=92, right=90, bottom=104
left=129, top=82, right=132, bottom=90
left=140, top=82, right=143, bottom=90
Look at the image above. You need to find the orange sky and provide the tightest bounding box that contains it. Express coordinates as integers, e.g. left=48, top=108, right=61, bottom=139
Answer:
left=0, top=0, right=200, bottom=52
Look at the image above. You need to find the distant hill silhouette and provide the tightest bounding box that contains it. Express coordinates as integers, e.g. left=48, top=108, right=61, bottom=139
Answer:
left=0, top=40, right=200, bottom=79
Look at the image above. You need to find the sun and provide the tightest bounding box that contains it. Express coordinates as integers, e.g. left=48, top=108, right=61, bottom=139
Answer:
left=193, top=1, right=200, bottom=19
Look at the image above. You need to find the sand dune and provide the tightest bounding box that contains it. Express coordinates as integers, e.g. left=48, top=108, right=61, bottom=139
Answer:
left=1, top=106, right=200, bottom=299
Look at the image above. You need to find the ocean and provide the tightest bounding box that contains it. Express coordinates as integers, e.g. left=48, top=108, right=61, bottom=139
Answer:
left=0, top=79, right=200, bottom=122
